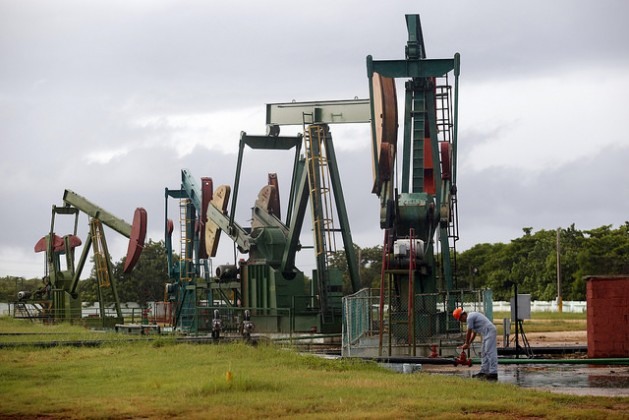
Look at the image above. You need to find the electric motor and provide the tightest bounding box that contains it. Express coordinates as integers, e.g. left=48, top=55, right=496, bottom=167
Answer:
left=393, top=239, right=425, bottom=259
left=17, top=291, right=31, bottom=301
left=216, top=264, right=238, bottom=281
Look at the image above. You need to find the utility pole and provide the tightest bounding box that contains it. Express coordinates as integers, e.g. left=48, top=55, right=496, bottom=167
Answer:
left=556, top=228, right=562, bottom=313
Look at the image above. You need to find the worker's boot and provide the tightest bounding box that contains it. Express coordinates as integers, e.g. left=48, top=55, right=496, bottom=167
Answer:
left=472, top=372, right=498, bottom=381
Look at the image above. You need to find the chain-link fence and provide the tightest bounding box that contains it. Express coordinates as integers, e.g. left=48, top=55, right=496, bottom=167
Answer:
left=342, top=288, right=493, bottom=357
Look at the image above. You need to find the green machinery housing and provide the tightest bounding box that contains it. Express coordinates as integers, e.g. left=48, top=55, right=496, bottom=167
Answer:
left=165, top=107, right=366, bottom=335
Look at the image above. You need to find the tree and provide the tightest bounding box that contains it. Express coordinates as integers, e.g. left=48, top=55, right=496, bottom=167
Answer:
left=331, top=224, right=629, bottom=300
left=455, top=242, right=504, bottom=291
left=6, top=223, right=628, bottom=306
left=77, top=275, right=98, bottom=303
left=0, top=276, right=41, bottom=302
left=551, top=224, right=585, bottom=300
left=573, top=223, right=629, bottom=298
left=329, top=244, right=383, bottom=294
left=113, top=240, right=170, bottom=305
left=455, top=223, right=629, bottom=301
left=77, top=240, right=170, bottom=306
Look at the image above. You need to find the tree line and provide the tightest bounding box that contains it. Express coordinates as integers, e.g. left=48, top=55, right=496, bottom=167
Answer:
left=1, top=223, right=627, bottom=304
left=331, top=223, right=629, bottom=301
left=458, top=223, right=629, bottom=300
left=0, top=240, right=170, bottom=305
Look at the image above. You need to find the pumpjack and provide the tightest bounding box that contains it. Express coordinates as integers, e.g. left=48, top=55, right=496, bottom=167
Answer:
left=165, top=102, right=367, bottom=336
left=367, top=15, right=462, bottom=354
left=18, top=190, right=147, bottom=327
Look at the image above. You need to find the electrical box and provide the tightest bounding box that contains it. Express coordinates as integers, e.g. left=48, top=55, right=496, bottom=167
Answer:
left=510, top=294, right=531, bottom=320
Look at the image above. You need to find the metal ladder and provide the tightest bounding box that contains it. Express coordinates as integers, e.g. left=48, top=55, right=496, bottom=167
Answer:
left=303, top=121, right=338, bottom=262
left=302, top=117, right=340, bottom=323
left=411, top=82, right=427, bottom=193
left=90, top=219, right=111, bottom=288
left=177, top=198, right=195, bottom=332
left=435, top=77, right=459, bottom=288
left=179, top=198, right=193, bottom=283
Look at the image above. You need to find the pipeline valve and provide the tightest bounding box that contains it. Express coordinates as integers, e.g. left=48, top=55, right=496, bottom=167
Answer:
left=212, top=309, right=222, bottom=339
left=454, top=351, right=472, bottom=367
left=241, top=309, right=255, bottom=339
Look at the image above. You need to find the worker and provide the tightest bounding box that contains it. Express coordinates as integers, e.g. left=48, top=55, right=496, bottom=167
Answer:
left=452, top=307, right=498, bottom=381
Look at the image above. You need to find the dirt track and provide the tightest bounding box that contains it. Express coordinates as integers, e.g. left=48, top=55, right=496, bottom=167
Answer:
left=498, top=331, right=587, bottom=347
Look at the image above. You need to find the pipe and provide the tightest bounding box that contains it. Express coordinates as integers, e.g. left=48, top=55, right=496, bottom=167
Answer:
left=474, top=357, right=629, bottom=365
left=498, top=346, right=587, bottom=356
left=361, top=356, right=461, bottom=365
left=0, top=335, right=254, bottom=349
left=272, top=333, right=341, bottom=342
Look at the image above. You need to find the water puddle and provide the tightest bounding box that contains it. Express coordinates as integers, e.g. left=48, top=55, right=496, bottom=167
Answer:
left=414, top=363, right=629, bottom=397
left=500, top=365, right=629, bottom=396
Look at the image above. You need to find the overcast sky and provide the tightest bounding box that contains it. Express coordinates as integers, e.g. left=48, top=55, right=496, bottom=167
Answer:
left=1, top=0, right=628, bottom=279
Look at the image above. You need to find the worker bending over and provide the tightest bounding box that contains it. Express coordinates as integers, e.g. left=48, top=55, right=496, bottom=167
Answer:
left=452, top=308, right=498, bottom=381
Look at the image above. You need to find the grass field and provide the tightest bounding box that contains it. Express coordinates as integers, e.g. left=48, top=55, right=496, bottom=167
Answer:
left=492, top=311, right=587, bottom=334
left=1, top=315, right=627, bottom=419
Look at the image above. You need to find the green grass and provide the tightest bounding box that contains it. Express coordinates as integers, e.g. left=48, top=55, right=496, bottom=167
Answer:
left=492, top=311, right=587, bottom=333
left=1, top=316, right=624, bottom=419
left=1, top=339, right=628, bottom=419
left=0, top=317, right=143, bottom=344
left=493, top=311, right=587, bottom=321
